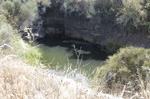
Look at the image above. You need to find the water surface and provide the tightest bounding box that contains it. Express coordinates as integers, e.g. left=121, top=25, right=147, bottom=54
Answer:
left=37, top=37, right=108, bottom=76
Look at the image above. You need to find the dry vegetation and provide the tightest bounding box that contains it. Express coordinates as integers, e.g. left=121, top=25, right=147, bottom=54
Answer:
left=0, top=46, right=122, bottom=99
left=93, top=47, right=150, bottom=99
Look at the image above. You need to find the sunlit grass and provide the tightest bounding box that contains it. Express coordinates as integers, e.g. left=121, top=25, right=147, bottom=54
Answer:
left=13, top=33, right=42, bottom=66
left=0, top=48, right=123, bottom=99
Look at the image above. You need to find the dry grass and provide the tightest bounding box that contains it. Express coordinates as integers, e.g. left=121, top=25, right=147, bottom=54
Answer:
left=0, top=49, right=122, bottom=99
left=1, top=45, right=149, bottom=99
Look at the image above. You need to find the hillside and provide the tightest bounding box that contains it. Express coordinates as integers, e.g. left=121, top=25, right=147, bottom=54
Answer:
left=0, top=46, right=122, bottom=99
left=0, top=0, right=150, bottom=99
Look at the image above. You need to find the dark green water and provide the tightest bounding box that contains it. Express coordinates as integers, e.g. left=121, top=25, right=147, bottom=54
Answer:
left=37, top=37, right=108, bottom=76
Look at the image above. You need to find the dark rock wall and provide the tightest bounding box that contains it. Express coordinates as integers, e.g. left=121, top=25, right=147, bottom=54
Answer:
left=43, top=4, right=65, bottom=37
left=43, top=5, right=150, bottom=48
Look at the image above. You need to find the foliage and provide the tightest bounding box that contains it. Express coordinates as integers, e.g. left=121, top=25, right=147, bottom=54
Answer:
left=36, top=0, right=51, bottom=6
left=143, top=22, right=150, bottom=33
left=0, top=22, right=14, bottom=46
left=143, top=2, right=150, bottom=33
left=60, top=0, right=96, bottom=18
left=93, top=47, right=150, bottom=93
left=20, top=1, right=37, bottom=20
left=94, top=0, right=122, bottom=16
left=94, top=0, right=113, bottom=11
left=19, top=0, right=38, bottom=27
left=104, top=38, right=123, bottom=54
left=116, top=0, right=146, bottom=27
left=0, top=0, right=39, bottom=28
left=42, top=0, right=150, bottom=33
left=13, top=33, right=42, bottom=66
left=0, top=7, right=9, bottom=22
left=0, top=0, right=43, bottom=65
left=0, top=7, right=14, bottom=46
left=13, top=0, right=22, bottom=15
left=2, top=1, right=15, bottom=15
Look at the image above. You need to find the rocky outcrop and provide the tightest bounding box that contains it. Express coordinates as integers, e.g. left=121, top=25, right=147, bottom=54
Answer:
left=64, top=14, right=150, bottom=48
left=43, top=4, right=65, bottom=37
left=21, top=27, right=33, bottom=43
left=32, top=16, right=45, bottom=39
left=43, top=4, right=150, bottom=48
left=21, top=2, right=150, bottom=48
left=21, top=4, right=46, bottom=43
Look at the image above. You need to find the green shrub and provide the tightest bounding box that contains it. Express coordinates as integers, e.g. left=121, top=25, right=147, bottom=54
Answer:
left=93, top=46, right=150, bottom=92
left=13, top=33, right=42, bottom=66
left=116, top=0, right=145, bottom=27
left=2, top=1, right=15, bottom=15
left=20, top=1, right=37, bottom=20
left=0, top=7, right=9, bottom=23
left=0, top=7, right=14, bottom=46
left=19, top=1, right=38, bottom=27
left=13, top=0, right=22, bottom=15
left=0, top=0, right=42, bottom=65
left=94, top=0, right=122, bottom=15
left=60, top=0, right=96, bottom=18
left=143, top=2, right=150, bottom=33
left=0, top=0, right=39, bottom=27
left=94, top=0, right=113, bottom=11
left=0, top=22, right=14, bottom=46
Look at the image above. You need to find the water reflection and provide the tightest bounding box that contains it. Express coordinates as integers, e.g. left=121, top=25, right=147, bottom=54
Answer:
left=37, top=37, right=108, bottom=76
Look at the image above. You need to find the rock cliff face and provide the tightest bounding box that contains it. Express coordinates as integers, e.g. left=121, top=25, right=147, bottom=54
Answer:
left=42, top=4, right=150, bottom=48
left=43, top=4, right=65, bottom=37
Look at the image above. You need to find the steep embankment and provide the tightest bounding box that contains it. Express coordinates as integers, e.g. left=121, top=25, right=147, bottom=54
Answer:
left=0, top=48, right=122, bottom=99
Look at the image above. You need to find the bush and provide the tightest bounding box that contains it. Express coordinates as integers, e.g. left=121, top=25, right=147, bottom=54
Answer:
left=0, top=0, right=42, bottom=65
left=93, top=47, right=150, bottom=93
left=94, top=0, right=122, bottom=15
left=0, top=7, right=9, bottom=22
left=13, top=0, right=22, bottom=15
left=0, top=0, right=39, bottom=28
left=2, top=1, right=15, bottom=15
left=143, top=2, right=150, bottom=33
left=116, top=0, right=146, bottom=27
left=19, top=1, right=38, bottom=26
left=0, top=7, right=14, bottom=46
left=0, top=22, right=14, bottom=46
left=60, top=0, right=96, bottom=18
left=16, top=0, right=38, bottom=28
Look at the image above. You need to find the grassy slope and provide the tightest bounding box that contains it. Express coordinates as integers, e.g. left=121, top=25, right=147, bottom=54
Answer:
left=0, top=48, right=122, bottom=99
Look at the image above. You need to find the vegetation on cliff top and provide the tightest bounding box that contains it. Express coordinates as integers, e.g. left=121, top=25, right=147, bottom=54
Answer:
left=1, top=0, right=150, bottom=32
left=54, top=0, right=150, bottom=33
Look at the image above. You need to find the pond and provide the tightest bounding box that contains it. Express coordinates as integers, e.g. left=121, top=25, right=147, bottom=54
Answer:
left=37, top=37, right=108, bottom=77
